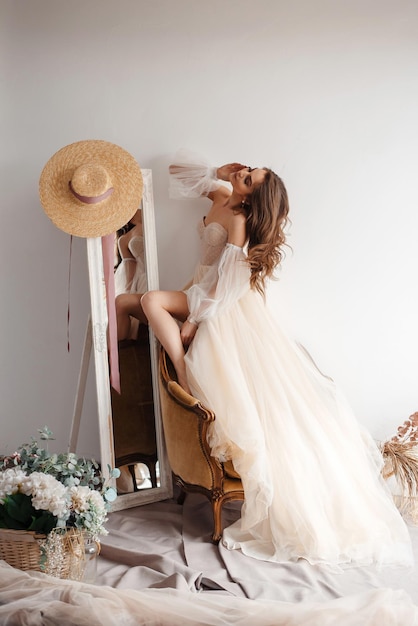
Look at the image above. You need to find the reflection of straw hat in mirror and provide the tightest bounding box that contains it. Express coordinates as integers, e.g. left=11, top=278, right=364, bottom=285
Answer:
left=39, top=140, right=143, bottom=238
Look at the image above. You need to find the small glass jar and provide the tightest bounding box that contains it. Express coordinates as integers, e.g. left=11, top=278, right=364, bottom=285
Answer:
left=83, top=537, right=100, bottom=584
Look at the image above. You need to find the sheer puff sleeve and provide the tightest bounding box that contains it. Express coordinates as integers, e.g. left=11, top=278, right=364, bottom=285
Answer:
left=187, top=244, right=251, bottom=325
left=169, top=149, right=221, bottom=199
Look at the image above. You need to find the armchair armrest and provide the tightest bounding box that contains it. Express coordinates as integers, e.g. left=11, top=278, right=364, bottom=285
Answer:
left=167, top=380, right=215, bottom=421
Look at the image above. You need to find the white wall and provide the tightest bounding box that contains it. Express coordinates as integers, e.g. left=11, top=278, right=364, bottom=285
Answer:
left=1, top=0, right=417, bottom=458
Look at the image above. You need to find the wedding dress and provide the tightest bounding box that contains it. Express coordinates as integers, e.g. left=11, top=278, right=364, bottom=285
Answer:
left=114, top=234, right=147, bottom=297
left=170, top=150, right=413, bottom=568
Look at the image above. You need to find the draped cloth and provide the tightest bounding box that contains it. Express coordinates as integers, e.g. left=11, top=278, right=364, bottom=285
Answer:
left=0, top=560, right=417, bottom=626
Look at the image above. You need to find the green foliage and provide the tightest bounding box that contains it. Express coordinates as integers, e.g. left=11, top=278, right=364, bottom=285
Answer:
left=2, top=436, right=103, bottom=490
left=0, top=493, right=57, bottom=534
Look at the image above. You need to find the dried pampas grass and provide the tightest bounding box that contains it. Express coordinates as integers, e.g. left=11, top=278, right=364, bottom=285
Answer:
left=380, top=412, right=418, bottom=522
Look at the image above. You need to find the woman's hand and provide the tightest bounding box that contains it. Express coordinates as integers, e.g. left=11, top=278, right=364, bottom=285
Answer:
left=216, top=163, right=247, bottom=182
left=180, top=319, right=198, bottom=348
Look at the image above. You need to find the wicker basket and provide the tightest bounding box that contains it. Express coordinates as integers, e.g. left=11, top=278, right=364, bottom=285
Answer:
left=0, top=527, right=87, bottom=580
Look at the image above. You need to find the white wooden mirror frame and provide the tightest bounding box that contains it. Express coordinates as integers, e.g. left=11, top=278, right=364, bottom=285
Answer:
left=69, top=169, right=173, bottom=511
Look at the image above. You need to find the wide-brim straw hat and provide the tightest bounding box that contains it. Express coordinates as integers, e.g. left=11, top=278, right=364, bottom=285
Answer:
left=39, top=140, right=143, bottom=238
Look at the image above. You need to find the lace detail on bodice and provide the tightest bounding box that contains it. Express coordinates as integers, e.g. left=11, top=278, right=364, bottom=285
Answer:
left=197, top=219, right=228, bottom=267
left=128, top=235, right=144, bottom=260
left=117, top=235, right=144, bottom=261
left=114, top=234, right=146, bottom=296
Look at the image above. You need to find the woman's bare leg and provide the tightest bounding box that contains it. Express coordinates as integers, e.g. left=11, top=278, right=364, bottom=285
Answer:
left=116, top=293, right=148, bottom=341
left=141, top=290, right=191, bottom=393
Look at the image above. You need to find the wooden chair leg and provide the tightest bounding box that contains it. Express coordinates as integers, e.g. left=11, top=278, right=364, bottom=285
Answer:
left=211, top=498, right=223, bottom=544
left=128, top=464, right=138, bottom=491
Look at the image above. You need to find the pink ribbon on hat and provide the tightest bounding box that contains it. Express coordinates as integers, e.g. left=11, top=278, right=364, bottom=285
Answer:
left=68, top=175, right=120, bottom=391
left=102, top=233, right=120, bottom=394
left=69, top=181, right=114, bottom=205
left=66, top=235, right=120, bottom=392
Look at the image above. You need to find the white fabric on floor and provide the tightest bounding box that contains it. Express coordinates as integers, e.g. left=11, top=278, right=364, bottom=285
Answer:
left=0, top=492, right=417, bottom=625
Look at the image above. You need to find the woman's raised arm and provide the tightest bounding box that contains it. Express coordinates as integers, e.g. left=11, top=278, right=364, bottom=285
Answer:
left=168, top=150, right=245, bottom=200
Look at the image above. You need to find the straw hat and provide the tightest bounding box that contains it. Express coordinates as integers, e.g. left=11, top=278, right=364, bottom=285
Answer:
left=39, top=140, right=143, bottom=238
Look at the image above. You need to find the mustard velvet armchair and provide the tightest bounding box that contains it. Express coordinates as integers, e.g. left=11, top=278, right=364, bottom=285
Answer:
left=159, top=347, right=244, bottom=543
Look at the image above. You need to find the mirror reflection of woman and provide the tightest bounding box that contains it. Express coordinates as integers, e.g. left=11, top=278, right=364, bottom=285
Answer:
left=115, top=209, right=148, bottom=340
left=141, top=150, right=413, bottom=569
left=113, top=208, right=155, bottom=493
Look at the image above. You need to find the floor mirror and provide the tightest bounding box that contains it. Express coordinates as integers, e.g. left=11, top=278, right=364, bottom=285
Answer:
left=69, top=169, right=173, bottom=511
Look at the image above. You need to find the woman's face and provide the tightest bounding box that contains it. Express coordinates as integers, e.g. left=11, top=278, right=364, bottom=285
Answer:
left=231, top=167, right=266, bottom=197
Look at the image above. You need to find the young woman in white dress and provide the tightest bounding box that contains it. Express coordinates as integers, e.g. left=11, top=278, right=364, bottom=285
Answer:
left=141, top=152, right=413, bottom=568
left=114, top=209, right=148, bottom=340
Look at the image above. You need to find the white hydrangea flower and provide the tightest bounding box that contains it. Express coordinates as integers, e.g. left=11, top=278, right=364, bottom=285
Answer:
left=20, top=472, right=68, bottom=519
left=69, top=485, right=108, bottom=536
left=0, top=467, right=28, bottom=503
left=69, top=485, right=91, bottom=514
left=89, top=489, right=106, bottom=512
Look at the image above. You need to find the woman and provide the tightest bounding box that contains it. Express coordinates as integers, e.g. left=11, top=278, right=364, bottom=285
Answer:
left=141, top=151, right=413, bottom=568
left=114, top=209, right=148, bottom=340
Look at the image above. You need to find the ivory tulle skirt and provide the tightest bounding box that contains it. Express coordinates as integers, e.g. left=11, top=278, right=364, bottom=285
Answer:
left=185, top=290, right=413, bottom=567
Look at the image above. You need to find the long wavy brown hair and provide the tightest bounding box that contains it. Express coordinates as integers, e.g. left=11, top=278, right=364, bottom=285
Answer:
left=241, top=168, right=290, bottom=295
